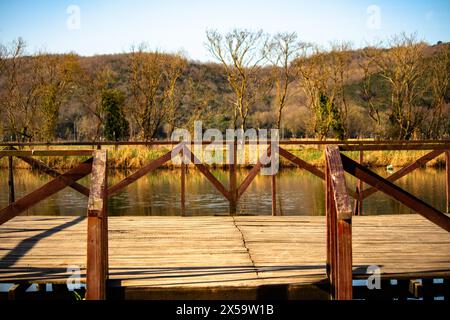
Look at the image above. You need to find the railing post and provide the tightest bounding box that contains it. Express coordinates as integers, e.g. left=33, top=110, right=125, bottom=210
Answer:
left=325, top=158, right=335, bottom=282
left=271, top=174, right=277, bottom=216
left=8, top=156, right=15, bottom=204
left=446, top=151, right=450, bottom=213
left=229, top=141, right=237, bottom=215
left=325, top=146, right=353, bottom=300
left=356, top=150, right=364, bottom=215
left=86, top=150, right=108, bottom=300
left=181, top=147, right=186, bottom=216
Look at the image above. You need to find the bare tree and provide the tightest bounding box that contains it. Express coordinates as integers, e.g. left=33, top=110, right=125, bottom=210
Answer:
left=0, top=38, right=40, bottom=141
left=422, top=44, right=450, bottom=138
left=33, top=52, right=81, bottom=140
left=205, top=29, right=267, bottom=130
left=128, top=44, right=186, bottom=140
left=362, top=33, right=428, bottom=139
left=163, top=53, right=187, bottom=137
left=264, top=32, right=304, bottom=130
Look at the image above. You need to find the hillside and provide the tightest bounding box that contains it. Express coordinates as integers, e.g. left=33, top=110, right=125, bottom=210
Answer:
left=1, top=41, right=449, bottom=141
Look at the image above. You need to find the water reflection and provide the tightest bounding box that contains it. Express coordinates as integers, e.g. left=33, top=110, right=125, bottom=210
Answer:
left=0, top=167, right=446, bottom=216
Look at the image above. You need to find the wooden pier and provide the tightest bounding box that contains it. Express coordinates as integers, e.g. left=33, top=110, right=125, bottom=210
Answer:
left=1, top=140, right=450, bottom=300
left=1, top=214, right=449, bottom=300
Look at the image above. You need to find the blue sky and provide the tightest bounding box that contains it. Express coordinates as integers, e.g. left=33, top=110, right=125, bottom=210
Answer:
left=0, top=0, right=449, bottom=61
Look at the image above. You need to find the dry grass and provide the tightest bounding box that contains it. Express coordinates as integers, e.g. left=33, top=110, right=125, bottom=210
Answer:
left=0, top=145, right=445, bottom=169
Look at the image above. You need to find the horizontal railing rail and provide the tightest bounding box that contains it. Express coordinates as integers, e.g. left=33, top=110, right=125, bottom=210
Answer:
left=1, top=139, right=450, bottom=147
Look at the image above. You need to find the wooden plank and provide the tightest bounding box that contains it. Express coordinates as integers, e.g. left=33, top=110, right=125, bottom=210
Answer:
left=183, top=146, right=231, bottom=202
left=341, top=153, right=450, bottom=232
left=237, top=161, right=262, bottom=199
left=0, top=215, right=449, bottom=294
left=271, top=174, right=277, bottom=216
left=446, top=151, right=450, bottom=213
left=108, top=143, right=183, bottom=196
left=2, top=139, right=450, bottom=147
left=325, top=146, right=353, bottom=300
left=16, top=154, right=90, bottom=197
left=325, top=146, right=352, bottom=220
left=336, top=218, right=352, bottom=300
left=340, top=144, right=450, bottom=151
left=0, top=158, right=93, bottom=225
left=229, top=143, right=237, bottom=214
left=278, top=146, right=357, bottom=199
left=181, top=148, right=186, bottom=216
left=0, top=150, right=94, bottom=157
left=279, top=147, right=325, bottom=179
left=354, top=150, right=363, bottom=215
left=8, top=156, right=15, bottom=204
left=325, top=163, right=336, bottom=283
left=361, top=149, right=444, bottom=200
left=86, top=150, right=108, bottom=300
left=237, top=146, right=270, bottom=199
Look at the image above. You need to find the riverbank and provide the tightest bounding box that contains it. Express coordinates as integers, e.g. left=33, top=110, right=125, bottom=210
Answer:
left=0, top=145, right=446, bottom=169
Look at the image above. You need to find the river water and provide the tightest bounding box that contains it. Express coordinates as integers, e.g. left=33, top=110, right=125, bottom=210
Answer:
left=0, top=167, right=446, bottom=216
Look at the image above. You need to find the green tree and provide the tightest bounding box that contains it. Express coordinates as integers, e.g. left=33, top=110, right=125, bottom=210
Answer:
left=316, top=92, right=345, bottom=140
left=102, top=89, right=129, bottom=141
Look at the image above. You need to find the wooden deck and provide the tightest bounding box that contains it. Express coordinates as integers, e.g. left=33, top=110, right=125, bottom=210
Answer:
left=0, top=214, right=449, bottom=299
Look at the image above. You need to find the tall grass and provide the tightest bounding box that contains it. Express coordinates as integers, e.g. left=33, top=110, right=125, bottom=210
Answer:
left=0, top=145, right=445, bottom=169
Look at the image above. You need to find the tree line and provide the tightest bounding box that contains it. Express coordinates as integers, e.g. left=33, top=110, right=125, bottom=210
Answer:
left=0, top=31, right=449, bottom=142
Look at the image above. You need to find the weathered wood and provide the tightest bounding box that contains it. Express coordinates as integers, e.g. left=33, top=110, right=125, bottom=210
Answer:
left=446, top=151, right=450, bottom=213
left=183, top=146, right=231, bottom=202
left=0, top=150, right=94, bottom=157
left=1, top=215, right=449, bottom=298
left=271, top=174, right=277, bottom=216
left=361, top=149, right=444, bottom=200
left=325, top=146, right=353, bottom=300
left=108, top=143, right=183, bottom=196
left=238, top=146, right=271, bottom=200
left=335, top=218, right=352, bottom=300
left=341, top=153, right=450, bottom=232
left=278, top=146, right=357, bottom=199
left=279, top=147, right=325, bottom=179
left=229, top=142, right=237, bottom=214
left=354, top=150, right=363, bottom=216
left=16, top=154, right=90, bottom=196
left=237, top=161, right=262, bottom=199
left=181, top=148, right=186, bottom=216
left=325, top=147, right=352, bottom=221
left=2, top=139, right=449, bottom=147
left=86, top=150, right=108, bottom=300
left=8, top=156, right=15, bottom=204
left=340, top=144, right=450, bottom=151
left=325, top=162, right=335, bottom=283
left=0, top=158, right=93, bottom=225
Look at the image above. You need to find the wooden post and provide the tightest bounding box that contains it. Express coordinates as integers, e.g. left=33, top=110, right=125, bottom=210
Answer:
left=271, top=174, right=277, bottom=216
left=325, top=161, right=335, bottom=281
left=357, top=151, right=363, bottom=215
left=229, top=141, right=237, bottom=215
left=8, top=156, right=15, bottom=204
left=86, top=150, right=108, bottom=300
left=446, top=151, right=450, bottom=213
left=325, top=146, right=353, bottom=300
left=181, top=148, right=186, bottom=216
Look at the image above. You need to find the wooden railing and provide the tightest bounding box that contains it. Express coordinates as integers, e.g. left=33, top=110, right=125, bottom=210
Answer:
left=324, top=145, right=450, bottom=300
left=0, top=148, right=109, bottom=299
left=325, top=146, right=353, bottom=300
left=1, top=141, right=450, bottom=300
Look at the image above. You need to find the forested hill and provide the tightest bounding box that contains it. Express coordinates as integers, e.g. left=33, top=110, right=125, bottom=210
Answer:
left=0, top=38, right=449, bottom=142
